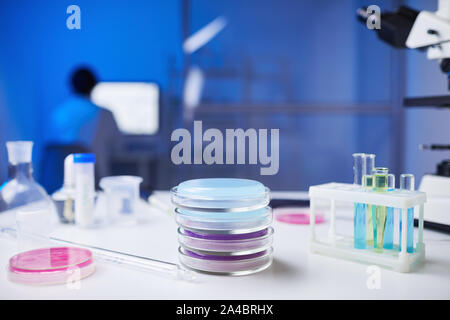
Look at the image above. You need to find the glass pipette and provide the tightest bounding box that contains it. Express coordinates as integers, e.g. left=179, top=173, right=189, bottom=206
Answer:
left=0, top=226, right=197, bottom=282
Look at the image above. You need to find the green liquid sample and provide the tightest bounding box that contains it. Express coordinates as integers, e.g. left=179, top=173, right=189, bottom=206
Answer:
left=363, top=175, right=374, bottom=247
left=375, top=206, right=386, bottom=251
left=373, top=172, right=388, bottom=251
left=366, top=204, right=374, bottom=247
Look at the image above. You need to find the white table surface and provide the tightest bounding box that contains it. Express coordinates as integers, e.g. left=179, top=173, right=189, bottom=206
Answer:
left=1, top=191, right=449, bottom=300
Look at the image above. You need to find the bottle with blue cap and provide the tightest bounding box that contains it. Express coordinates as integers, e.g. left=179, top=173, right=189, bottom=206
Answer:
left=73, top=153, right=96, bottom=228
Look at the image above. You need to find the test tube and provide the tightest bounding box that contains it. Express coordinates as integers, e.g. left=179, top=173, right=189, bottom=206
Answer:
left=373, top=167, right=388, bottom=251
left=364, top=154, right=376, bottom=177
left=353, top=153, right=366, bottom=249
left=363, top=174, right=374, bottom=247
left=74, top=154, right=96, bottom=228
left=353, top=153, right=366, bottom=185
left=383, top=174, right=395, bottom=249
left=399, top=174, right=415, bottom=253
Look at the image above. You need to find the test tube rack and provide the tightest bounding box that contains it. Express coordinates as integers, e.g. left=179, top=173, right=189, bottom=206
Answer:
left=309, top=183, right=426, bottom=273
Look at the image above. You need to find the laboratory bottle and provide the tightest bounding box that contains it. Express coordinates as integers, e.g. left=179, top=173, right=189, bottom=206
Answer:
left=0, top=141, right=56, bottom=228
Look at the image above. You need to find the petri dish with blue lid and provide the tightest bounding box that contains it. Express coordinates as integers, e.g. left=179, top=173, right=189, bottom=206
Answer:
left=171, top=178, right=274, bottom=275
left=171, top=178, right=269, bottom=210
left=171, top=178, right=271, bottom=233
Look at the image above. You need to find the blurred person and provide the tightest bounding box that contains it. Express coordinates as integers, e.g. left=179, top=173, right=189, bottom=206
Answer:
left=47, top=66, right=122, bottom=179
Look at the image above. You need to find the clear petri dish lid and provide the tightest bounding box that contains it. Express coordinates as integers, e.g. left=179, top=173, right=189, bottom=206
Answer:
left=176, top=207, right=272, bottom=234
left=176, top=206, right=271, bottom=222
left=179, top=246, right=272, bottom=260
left=178, top=246, right=273, bottom=276
left=179, top=226, right=272, bottom=240
left=178, top=227, right=274, bottom=255
left=171, top=178, right=270, bottom=211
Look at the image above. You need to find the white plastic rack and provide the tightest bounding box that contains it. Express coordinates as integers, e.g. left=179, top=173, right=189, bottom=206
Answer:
left=309, top=183, right=427, bottom=273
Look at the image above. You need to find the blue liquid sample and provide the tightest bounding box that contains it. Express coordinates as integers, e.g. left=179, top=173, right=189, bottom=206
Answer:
left=383, top=207, right=394, bottom=249
left=399, top=208, right=414, bottom=253
left=354, top=203, right=366, bottom=249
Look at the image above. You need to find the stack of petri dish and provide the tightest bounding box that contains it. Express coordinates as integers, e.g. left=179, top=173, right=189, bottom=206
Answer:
left=171, top=178, right=273, bottom=276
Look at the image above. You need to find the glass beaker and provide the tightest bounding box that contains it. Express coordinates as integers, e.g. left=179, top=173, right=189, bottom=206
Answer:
left=99, top=175, right=143, bottom=226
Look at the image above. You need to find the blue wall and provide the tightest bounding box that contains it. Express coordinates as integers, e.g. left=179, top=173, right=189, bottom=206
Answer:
left=183, top=0, right=397, bottom=189
left=0, top=0, right=183, bottom=183
left=0, top=0, right=416, bottom=191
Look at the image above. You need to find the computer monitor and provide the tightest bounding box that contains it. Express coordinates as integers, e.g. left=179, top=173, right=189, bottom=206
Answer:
left=91, top=82, right=159, bottom=135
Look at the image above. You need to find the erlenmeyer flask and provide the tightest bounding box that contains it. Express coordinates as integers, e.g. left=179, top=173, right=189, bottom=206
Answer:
left=0, top=141, right=56, bottom=228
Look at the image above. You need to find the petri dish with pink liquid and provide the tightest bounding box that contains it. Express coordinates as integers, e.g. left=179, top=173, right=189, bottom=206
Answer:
left=8, top=247, right=96, bottom=285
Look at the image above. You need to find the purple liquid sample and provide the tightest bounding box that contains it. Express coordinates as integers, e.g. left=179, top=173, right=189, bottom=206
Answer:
left=179, top=227, right=273, bottom=252
left=183, top=228, right=268, bottom=240
left=182, top=248, right=267, bottom=261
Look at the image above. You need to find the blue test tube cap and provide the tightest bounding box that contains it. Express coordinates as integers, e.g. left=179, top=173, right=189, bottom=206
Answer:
left=73, top=153, right=96, bottom=163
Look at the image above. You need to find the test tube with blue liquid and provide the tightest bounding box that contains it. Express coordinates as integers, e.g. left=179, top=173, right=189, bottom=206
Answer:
left=383, top=174, right=395, bottom=250
left=353, top=153, right=366, bottom=249
left=399, top=174, right=415, bottom=253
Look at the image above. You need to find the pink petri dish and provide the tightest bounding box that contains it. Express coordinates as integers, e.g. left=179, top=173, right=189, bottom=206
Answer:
left=275, top=208, right=325, bottom=225
left=8, top=247, right=96, bottom=285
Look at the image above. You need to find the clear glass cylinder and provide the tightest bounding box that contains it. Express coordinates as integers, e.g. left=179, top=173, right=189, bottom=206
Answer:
left=353, top=153, right=365, bottom=185
left=400, top=174, right=415, bottom=191
left=364, top=154, right=376, bottom=176
left=387, top=174, right=395, bottom=191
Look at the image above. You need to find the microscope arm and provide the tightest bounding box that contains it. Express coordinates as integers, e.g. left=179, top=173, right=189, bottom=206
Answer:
left=406, top=0, right=450, bottom=59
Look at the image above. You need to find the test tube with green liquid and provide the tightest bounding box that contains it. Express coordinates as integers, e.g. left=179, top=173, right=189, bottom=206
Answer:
left=364, top=154, right=375, bottom=247
left=363, top=174, right=374, bottom=247
left=373, top=167, right=388, bottom=251
left=383, top=174, right=395, bottom=249
left=399, top=174, right=415, bottom=253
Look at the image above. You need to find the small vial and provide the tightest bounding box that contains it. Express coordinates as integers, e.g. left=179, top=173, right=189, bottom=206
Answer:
left=74, top=154, right=96, bottom=228
left=399, top=174, right=414, bottom=253
left=373, top=167, right=388, bottom=192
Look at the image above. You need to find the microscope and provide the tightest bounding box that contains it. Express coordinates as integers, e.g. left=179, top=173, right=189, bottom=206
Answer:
left=358, top=0, right=450, bottom=232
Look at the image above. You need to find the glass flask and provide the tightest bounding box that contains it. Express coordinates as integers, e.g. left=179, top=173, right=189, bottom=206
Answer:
left=0, top=141, right=56, bottom=228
